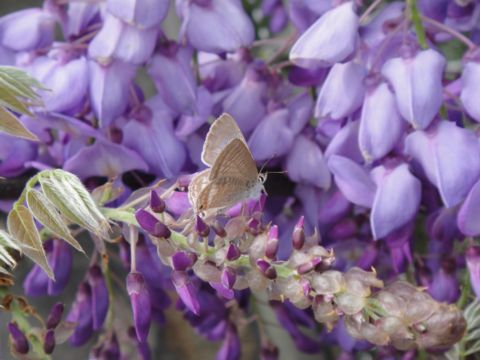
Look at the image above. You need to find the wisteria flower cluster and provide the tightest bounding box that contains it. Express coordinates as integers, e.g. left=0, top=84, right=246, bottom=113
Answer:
left=1, top=0, right=480, bottom=359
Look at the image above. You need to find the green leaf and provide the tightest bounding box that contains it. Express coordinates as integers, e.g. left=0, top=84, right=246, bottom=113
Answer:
left=0, top=86, right=31, bottom=115
left=26, top=188, right=84, bottom=253
left=7, top=205, right=53, bottom=279
left=0, top=106, right=38, bottom=141
left=39, top=170, right=110, bottom=239
left=0, top=229, right=20, bottom=252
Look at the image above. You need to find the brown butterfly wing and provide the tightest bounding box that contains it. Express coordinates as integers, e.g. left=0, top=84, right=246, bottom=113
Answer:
left=201, top=113, right=247, bottom=166
left=196, top=176, right=251, bottom=212
left=188, top=169, right=210, bottom=210
left=209, top=138, right=258, bottom=182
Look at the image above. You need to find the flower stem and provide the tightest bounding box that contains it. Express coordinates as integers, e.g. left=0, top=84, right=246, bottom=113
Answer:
left=129, top=225, right=138, bottom=272
left=407, top=0, right=428, bottom=49
left=359, top=0, right=384, bottom=24
left=420, top=15, right=477, bottom=50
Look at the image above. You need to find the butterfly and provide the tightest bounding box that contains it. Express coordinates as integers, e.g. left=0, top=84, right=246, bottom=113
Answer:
left=188, top=113, right=266, bottom=214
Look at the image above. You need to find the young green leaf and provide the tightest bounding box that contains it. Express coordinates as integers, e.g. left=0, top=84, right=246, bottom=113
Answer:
left=26, top=188, right=84, bottom=253
left=7, top=205, right=53, bottom=279
left=0, top=229, right=21, bottom=252
left=0, top=106, right=38, bottom=141
left=39, top=170, right=110, bottom=239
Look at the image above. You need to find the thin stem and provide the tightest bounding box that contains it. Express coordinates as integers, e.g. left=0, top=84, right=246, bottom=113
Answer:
left=117, top=179, right=166, bottom=210
left=407, top=0, right=428, bottom=49
left=359, top=0, right=384, bottom=24
left=266, top=32, right=298, bottom=65
left=129, top=225, right=138, bottom=272
left=421, top=15, right=477, bottom=50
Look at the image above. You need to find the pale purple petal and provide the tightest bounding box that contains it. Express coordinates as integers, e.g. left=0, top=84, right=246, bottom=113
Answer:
left=289, top=2, right=358, bottom=68
left=381, top=49, right=446, bottom=129
left=327, top=155, right=376, bottom=208
left=458, top=180, right=480, bottom=236
left=460, top=61, right=480, bottom=123
left=123, top=98, right=187, bottom=178
left=107, top=0, right=169, bottom=29
left=405, top=121, right=480, bottom=207
left=359, top=81, right=404, bottom=162
left=315, top=61, right=366, bottom=120
left=64, top=141, right=149, bottom=179
left=88, top=13, right=158, bottom=65
left=286, top=135, right=330, bottom=189
left=88, top=59, right=137, bottom=127
left=370, top=164, right=421, bottom=239
left=248, top=109, right=294, bottom=161
left=287, top=92, right=314, bottom=135
left=324, top=121, right=362, bottom=163
left=177, top=0, right=254, bottom=53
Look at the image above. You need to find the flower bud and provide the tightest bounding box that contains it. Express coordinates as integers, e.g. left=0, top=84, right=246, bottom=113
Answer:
left=260, top=341, right=279, bottom=360
left=226, top=244, right=241, bottom=261
left=292, top=216, right=305, bottom=250
left=150, top=190, right=165, bottom=213
left=43, top=329, right=55, bottom=355
left=171, top=251, right=196, bottom=271
left=217, top=323, right=241, bottom=360
left=8, top=322, right=29, bottom=354
left=67, top=282, right=93, bottom=346
left=127, top=272, right=152, bottom=342
left=135, top=209, right=171, bottom=238
left=195, top=215, right=210, bottom=237
left=256, top=259, right=277, bottom=280
left=171, top=271, right=200, bottom=315
left=212, top=221, right=227, bottom=237
left=221, top=267, right=236, bottom=289
left=46, top=302, right=64, bottom=329
left=265, top=225, right=279, bottom=260
left=247, top=217, right=262, bottom=236
left=88, top=265, right=109, bottom=330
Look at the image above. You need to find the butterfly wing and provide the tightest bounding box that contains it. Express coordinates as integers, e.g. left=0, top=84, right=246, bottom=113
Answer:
left=209, top=138, right=258, bottom=182
left=196, top=176, right=251, bottom=212
left=201, top=113, right=247, bottom=166
left=188, top=169, right=210, bottom=210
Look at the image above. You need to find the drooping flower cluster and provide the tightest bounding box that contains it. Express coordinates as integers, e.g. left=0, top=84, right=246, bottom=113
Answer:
left=0, top=0, right=480, bottom=358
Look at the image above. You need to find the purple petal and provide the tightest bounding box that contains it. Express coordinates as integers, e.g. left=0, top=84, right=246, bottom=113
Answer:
left=67, top=283, right=94, bottom=346
left=286, top=135, right=331, bottom=189
left=288, top=65, right=327, bottom=88
left=107, top=0, right=169, bottom=29
left=381, top=49, right=446, bottom=129
left=315, top=61, right=366, bottom=120
left=328, top=155, right=376, bottom=208
left=248, top=109, right=294, bottom=161
left=64, top=140, right=149, bottom=179
left=359, top=81, right=405, bottom=162
left=466, top=246, right=480, bottom=299
left=324, top=121, right=362, bottom=163
left=460, top=60, right=480, bottom=123
left=178, top=0, right=254, bottom=53
left=88, top=59, right=137, bottom=127
left=289, top=2, right=358, bottom=68
left=0, top=8, right=55, bottom=51
left=360, top=2, right=405, bottom=48
left=164, top=191, right=191, bottom=216
left=88, top=13, right=158, bottom=65
left=63, top=3, right=99, bottom=38
left=458, top=179, right=480, bottom=236
left=222, top=64, right=268, bottom=134
left=405, top=121, right=480, bottom=207
left=127, top=272, right=152, bottom=342
left=171, top=271, right=200, bottom=315
left=0, top=134, right=37, bottom=177
left=123, top=100, right=187, bottom=178
left=148, top=44, right=197, bottom=115
left=287, top=0, right=331, bottom=33
left=370, top=163, right=421, bottom=239
left=287, top=92, right=314, bottom=135
left=47, top=240, right=73, bottom=296
left=88, top=265, right=109, bottom=330
left=216, top=323, right=241, bottom=360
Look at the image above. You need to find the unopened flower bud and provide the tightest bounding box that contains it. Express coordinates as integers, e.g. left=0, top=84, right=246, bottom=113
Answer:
left=226, top=244, right=241, bottom=261
left=43, top=329, right=55, bottom=355
left=256, top=259, right=277, bottom=279
left=260, top=341, right=279, bottom=360
left=8, top=322, right=29, bottom=354
left=135, top=209, right=171, bottom=238
left=212, top=221, right=227, bottom=237
left=221, top=267, right=236, bottom=289
left=297, top=258, right=322, bottom=275
left=87, top=265, right=109, bottom=330
left=247, top=218, right=262, bottom=235
left=150, top=190, right=165, bottom=213
left=126, top=272, right=152, bottom=342
left=265, top=225, right=279, bottom=260
left=46, top=302, right=64, bottom=329
left=171, top=251, right=196, bottom=271
left=67, top=282, right=94, bottom=346
left=195, top=215, right=210, bottom=237
left=292, top=216, right=305, bottom=250
left=171, top=271, right=200, bottom=315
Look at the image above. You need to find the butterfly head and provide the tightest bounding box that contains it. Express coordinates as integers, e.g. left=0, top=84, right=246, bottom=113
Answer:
left=258, top=172, right=268, bottom=196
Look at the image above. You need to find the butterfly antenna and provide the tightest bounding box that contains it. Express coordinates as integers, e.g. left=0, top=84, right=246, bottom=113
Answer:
left=259, top=153, right=277, bottom=174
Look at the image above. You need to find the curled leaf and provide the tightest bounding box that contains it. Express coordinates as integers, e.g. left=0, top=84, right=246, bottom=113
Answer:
left=7, top=205, right=53, bottom=279
left=0, top=107, right=38, bottom=141
left=26, top=188, right=84, bottom=253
